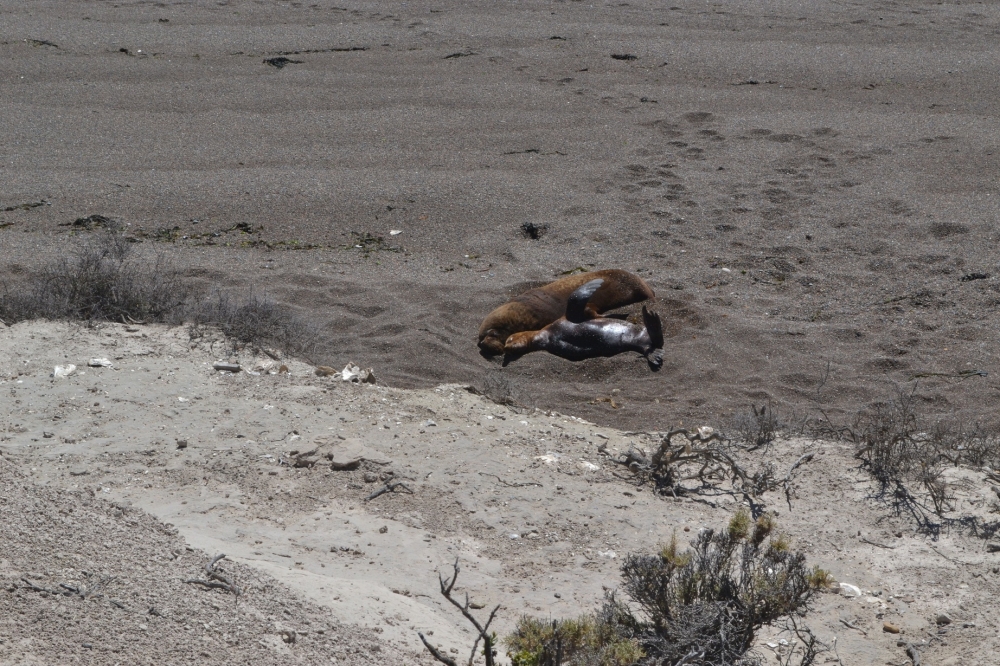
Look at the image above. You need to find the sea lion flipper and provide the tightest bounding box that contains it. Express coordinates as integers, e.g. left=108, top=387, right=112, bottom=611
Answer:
left=642, top=306, right=663, bottom=350
left=642, top=306, right=664, bottom=371
left=566, top=279, right=604, bottom=323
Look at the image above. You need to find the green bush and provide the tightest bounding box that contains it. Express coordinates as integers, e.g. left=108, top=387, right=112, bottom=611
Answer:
left=504, top=510, right=818, bottom=666
left=506, top=615, right=643, bottom=666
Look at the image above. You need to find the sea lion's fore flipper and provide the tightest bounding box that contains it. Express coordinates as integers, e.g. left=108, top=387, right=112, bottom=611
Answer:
left=565, top=279, right=604, bottom=323
left=642, top=306, right=664, bottom=371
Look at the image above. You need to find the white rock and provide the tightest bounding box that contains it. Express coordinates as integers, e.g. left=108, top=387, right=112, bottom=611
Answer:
left=598, top=550, right=617, bottom=559
left=840, top=583, right=862, bottom=597
left=52, top=364, right=76, bottom=378
left=579, top=461, right=600, bottom=472
left=535, top=453, right=561, bottom=465
left=389, top=230, right=403, bottom=236
left=88, top=358, right=113, bottom=368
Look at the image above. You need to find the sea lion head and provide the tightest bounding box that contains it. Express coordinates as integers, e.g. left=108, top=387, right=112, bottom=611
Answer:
left=478, top=329, right=507, bottom=358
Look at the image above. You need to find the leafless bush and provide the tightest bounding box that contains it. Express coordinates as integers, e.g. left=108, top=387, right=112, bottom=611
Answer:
left=606, top=428, right=812, bottom=514
left=182, top=289, right=321, bottom=359
left=0, top=227, right=188, bottom=324
left=729, top=403, right=780, bottom=451
left=419, top=559, right=500, bottom=666
left=806, top=387, right=1000, bottom=537
left=504, top=511, right=825, bottom=666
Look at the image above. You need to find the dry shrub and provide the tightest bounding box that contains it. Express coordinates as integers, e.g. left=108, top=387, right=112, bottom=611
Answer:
left=0, top=228, right=187, bottom=324
left=808, top=386, right=1000, bottom=535
left=184, top=289, right=321, bottom=360
left=503, top=511, right=822, bottom=666
left=729, top=403, right=780, bottom=451
left=852, top=388, right=1000, bottom=510
left=0, top=227, right=320, bottom=361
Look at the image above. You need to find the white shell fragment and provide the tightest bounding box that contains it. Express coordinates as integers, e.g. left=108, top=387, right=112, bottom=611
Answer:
left=52, top=364, right=76, bottom=378
left=88, top=358, right=113, bottom=367
left=341, top=363, right=376, bottom=384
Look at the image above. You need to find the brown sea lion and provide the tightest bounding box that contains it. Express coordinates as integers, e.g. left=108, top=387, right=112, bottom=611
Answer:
left=477, top=269, right=654, bottom=358
left=502, top=279, right=664, bottom=370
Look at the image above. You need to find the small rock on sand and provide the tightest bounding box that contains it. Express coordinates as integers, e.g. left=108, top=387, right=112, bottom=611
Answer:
left=883, top=622, right=901, bottom=634
left=839, top=583, right=862, bottom=597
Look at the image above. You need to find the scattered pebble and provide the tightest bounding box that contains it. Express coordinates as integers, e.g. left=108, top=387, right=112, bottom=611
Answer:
left=883, top=622, right=901, bottom=634
left=88, top=358, right=113, bottom=367
left=936, top=613, right=952, bottom=626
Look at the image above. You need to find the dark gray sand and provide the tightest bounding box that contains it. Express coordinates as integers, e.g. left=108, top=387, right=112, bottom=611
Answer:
left=2, top=0, right=999, bottom=429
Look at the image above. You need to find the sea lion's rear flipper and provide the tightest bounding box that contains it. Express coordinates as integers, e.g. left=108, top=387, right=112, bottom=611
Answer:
left=566, top=279, right=604, bottom=323
left=642, top=306, right=664, bottom=371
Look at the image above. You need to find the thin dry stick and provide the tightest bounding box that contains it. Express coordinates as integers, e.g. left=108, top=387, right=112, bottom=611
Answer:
left=839, top=618, right=867, bottom=636
left=183, top=553, right=241, bottom=596
left=782, top=452, right=814, bottom=509
left=477, top=472, right=542, bottom=488
left=904, top=642, right=921, bottom=666
left=365, top=480, right=414, bottom=502
left=21, top=578, right=51, bottom=593
left=860, top=537, right=895, bottom=550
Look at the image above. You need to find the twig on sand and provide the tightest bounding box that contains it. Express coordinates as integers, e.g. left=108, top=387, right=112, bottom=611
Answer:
left=782, top=452, right=814, bottom=510
left=839, top=618, right=867, bottom=636
left=21, top=578, right=52, bottom=593
left=418, top=633, right=459, bottom=666
left=928, top=544, right=975, bottom=566
left=365, top=480, right=414, bottom=502
left=860, top=537, right=896, bottom=549
left=477, top=472, right=542, bottom=488
left=183, top=553, right=241, bottom=596
left=903, top=642, right=921, bottom=666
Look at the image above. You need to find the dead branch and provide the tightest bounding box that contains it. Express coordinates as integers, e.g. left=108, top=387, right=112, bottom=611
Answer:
left=904, top=642, right=921, bottom=666
left=365, top=480, right=414, bottom=502
left=783, top=452, right=815, bottom=510
left=21, top=578, right=52, bottom=593
left=607, top=428, right=814, bottom=513
left=418, top=633, right=459, bottom=666
left=860, top=537, right=895, bottom=550
left=419, top=558, right=500, bottom=666
left=838, top=618, right=867, bottom=636
left=183, top=553, right=241, bottom=596
left=477, top=472, right=542, bottom=488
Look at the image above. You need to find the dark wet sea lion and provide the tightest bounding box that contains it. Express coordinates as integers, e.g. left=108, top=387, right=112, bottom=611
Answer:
left=477, top=269, right=654, bottom=358
left=501, top=279, right=664, bottom=370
